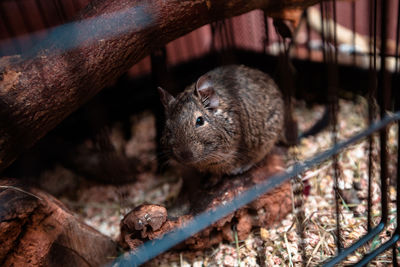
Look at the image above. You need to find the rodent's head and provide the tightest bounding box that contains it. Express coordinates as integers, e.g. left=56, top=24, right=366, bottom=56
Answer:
left=159, top=74, right=236, bottom=172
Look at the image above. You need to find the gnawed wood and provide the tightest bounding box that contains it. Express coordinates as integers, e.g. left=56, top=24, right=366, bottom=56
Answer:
left=119, top=148, right=292, bottom=250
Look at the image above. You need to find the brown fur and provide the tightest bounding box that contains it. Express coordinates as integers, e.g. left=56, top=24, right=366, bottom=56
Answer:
left=159, top=65, right=284, bottom=175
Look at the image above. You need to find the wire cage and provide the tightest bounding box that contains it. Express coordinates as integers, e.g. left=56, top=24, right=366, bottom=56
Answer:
left=0, top=0, right=400, bottom=266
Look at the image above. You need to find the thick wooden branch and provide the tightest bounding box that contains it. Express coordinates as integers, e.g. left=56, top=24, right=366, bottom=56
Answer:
left=119, top=148, right=292, bottom=251
left=0, top=0, right=320, bottom=172
left=0, top=178, right=118, bottom=266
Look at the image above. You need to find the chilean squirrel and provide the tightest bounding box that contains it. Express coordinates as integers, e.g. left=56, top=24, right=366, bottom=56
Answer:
left=158, top=65, right=284, bottom=175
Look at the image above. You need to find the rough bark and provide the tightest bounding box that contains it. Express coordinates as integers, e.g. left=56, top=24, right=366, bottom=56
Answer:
left=119, top=148, right=292, bottom=250
left=0, top=178, right=118, bottom=267
left=0, top=0, right=321, bottom=173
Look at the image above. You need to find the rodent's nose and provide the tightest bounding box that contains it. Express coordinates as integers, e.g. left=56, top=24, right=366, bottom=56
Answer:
left=178, top=149, right=193, bottom=161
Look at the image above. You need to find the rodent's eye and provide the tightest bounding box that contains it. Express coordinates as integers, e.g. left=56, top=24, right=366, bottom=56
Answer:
left=195, top=116, right=205, bottom=127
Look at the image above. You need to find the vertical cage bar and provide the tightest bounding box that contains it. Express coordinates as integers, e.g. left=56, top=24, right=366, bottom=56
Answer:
left=395, top=87, right=400, bottom=267
left=395, top=0, right=400, bottom=74
left=16, top=1, right=34, bottom=33
left=319, top=3, right=327, bottom=63
left=305, top=9, right=311, bottom=60
left=393, top=2, right=400, bottom=265
left=320, top=0, right=343, bottom=254
left=263, top=11, right=269, bottom=53
left=367, top=0, right=378, bottom=232
left=377, top=0, right=389, bottom=226
left=351, top=0, right=356, bottom=64
left=329, top=0, right=342, bottom=252
left=150, top=47, right=170, bottom=174
left=210, top=22, right=217, bottom=51
left=395, top=0, right=400, bottom=220
left=226, top=18, right=235, bottom=48
left=53, top=0, right=68, bottom=23
left=332, top=0, right=338, bottom=64
left=35, top=0, right=50, bottom=28
left=221, top=20, right=232, bottom=49
left=393, top=245, right=398, bottom=266
left=392, top=0, right=400, bottom=198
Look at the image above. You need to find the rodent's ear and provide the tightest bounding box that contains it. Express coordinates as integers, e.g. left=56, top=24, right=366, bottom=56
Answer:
left=195, top=75, right=219, bottom=109
left=158, top=87, right=175, bottom=109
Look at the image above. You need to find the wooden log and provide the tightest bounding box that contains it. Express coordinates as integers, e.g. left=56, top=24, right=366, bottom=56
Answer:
left=119, top=148, right=292, bottom=250
left=0, top=0, right=322, bottom=173
left=0, top=178, right=118, bottom=267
